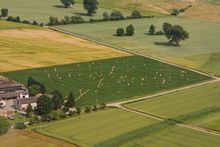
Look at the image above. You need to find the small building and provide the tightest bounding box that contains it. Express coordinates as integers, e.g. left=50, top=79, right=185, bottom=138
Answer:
left=14, top=97, right=38, bottom=111
left=0, top=78, right=28, bottom=100
left=0, top=99, right=6, bottom=108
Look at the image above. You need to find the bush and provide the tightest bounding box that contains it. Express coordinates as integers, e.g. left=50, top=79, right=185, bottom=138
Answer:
left=41, top=114, right=52, bottom=122
left=100, top=103, right=107, bottom=109
left=76, top=107, right=81, bottom=115
left=116, top=28, right=124, bottom=36
left=32, top=21, right=38, bottom=25
left=68, top=110, right=75, bottom=116
left=7, top=16, right=20, bottom=22
left=103, top=12, right=111, bottom=21
left=148, top=24, right=155, bottom=35
left=170, top=9, right=179, bottom=16
left=85, top=106, right=91, bottom=113
left=131, top=10, right=142, bottom=18
left=70, top=15, right=85, bottom=24
left=1, top=8, right=8, bottom=17
left=62, top=106, right=70, bottom=112
left=22, top=20, right=31, bottom=24
left=15, top=122, right=27, bottom=130
left=93, top=105, right=98, bottom=111
left=111, top=11, right=124, bottom=20
left=0, top=117, right=10, bottom=135
left=155, top=31, right=165, bottom=35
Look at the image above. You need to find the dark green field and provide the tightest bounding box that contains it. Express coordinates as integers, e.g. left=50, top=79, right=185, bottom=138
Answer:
left=2, top=56, right=209, bottom=106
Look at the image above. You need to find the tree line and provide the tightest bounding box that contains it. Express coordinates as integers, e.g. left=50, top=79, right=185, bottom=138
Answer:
left=115, top=22, right=189, bottom=46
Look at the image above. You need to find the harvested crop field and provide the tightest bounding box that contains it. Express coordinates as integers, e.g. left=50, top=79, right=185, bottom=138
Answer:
left=0, top=29, right=129, bottom=72
left=0, top=129, right=75, bottom=147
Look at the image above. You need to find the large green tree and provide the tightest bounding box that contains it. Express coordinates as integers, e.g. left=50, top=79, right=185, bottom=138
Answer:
left=65, top=92, right=75, bottom=108
left=126, top=24, right=135, bottom=36
left=36, top=95, right=53, bottom=115
left=0, top=117, right=10, bottom=135
left=163, top=23, right=189, bottom=46
left=60, top=0, right=75, bottom=8
left=52, top=90, right=64, bottom=110
left=83, top=0, right=99, bottom=16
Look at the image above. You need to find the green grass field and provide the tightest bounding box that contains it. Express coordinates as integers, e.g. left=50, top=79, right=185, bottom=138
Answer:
left=187, top=111, right=220, bottom=132
left=1, top=56, right=209, bottom=106
left=0, top=20, right=39, bottom=30
left=34, top=108, right=220, bottom=147
left=58, top=16, right=220, bottom=75
left=34, top=108, right=157, bottom=146
left=119, top=126, right=220, bottom=147
left=126, top=81, right=220, bottom=118
left=0, top=0, right=116, bottom=23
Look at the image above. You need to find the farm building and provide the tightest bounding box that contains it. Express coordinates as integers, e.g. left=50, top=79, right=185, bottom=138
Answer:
left=14, top=97, right=38, bottom=111
left=0, top=78, right=28, bottom=99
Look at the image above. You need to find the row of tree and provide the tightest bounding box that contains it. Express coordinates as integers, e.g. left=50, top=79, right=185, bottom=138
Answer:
left=115, top=23, right=189, bottom=46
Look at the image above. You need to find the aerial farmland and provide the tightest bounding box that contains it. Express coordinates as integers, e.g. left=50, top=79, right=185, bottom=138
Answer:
left=0, top=0, right=220, bottom=147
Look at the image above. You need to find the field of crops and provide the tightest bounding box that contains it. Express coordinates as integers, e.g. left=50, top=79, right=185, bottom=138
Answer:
left=0, top=28, right=128, bottom=72
left=126, top=81, right=220, bottom=118
left=119, top=126, right=220, bottom=147
left=0, top=129, right=74, bottom=147
left=34, top=108, right=157, bottom=146
left=2, top=56, right=209, bottom=106
left=34, top=108, right=220, bottom=147
left=58, top=16, right=220, bottom=75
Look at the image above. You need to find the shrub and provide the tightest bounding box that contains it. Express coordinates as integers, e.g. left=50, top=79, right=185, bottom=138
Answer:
left=155, top=31, right=165, bottom=35
left=0, top=117, right=10, bottom=135
left=15, top=122, right=27, bottom=130
left=1, top=8, right=8, bottom=17
left=148, top=24, right=155, bottom=35
left=93, top=105, right=98, bottom=111
left=69, top=110, right=75, bottom=116
left=48, top=16, right=59, bottom=26
left=32, top=21, right=38, bottom=25
left=85, top=106, right=91, bottom=113
left=22, top=20, right=31, bottom=24
left=103, top=12, right=111, bottom=21
left=100, top=103, right=107, bottom=109
left=70, top=16, right=85, bottom=24
left=76, top=107, right=81, bottom=114
left=7, top=16, right=20, bottom=22
left=116, top=28, right=125, bottom=36
left=131, top=10, right=142, bottom=18
left=170, top=9, right=179, bottom=16
left=62, top=106, right=70, bottom=112
left=111, top=11, right=124, bottom=20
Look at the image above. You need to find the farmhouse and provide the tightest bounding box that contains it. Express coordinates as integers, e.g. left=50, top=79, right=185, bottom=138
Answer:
left=14, top=97, right=38, bottom=111
left=0, top=78, right=28, bottom=99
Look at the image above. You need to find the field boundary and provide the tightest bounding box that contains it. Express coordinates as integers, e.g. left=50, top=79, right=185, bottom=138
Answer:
left=49, top=26, right=215, bottom=78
